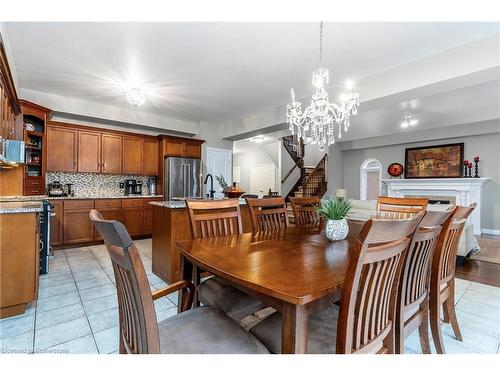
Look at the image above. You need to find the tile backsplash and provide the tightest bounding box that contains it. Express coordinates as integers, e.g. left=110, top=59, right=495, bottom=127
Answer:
left=47, top=172, right=153, bottom=197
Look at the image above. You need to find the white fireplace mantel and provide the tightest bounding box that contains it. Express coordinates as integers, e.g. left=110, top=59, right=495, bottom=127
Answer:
left=381, top=178, right=490, bottom=235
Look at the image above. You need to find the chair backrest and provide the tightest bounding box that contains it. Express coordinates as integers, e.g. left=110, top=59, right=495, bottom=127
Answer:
left=289, top=196, right=322, bottom=227
left=336, top=212, right=424, bottom=354
left=186, top=199, right=242, bottom=239
left=245, top=197, right=289, bottom=233
left=89, top=209, right=160, bottom=354
left=432, top=204, right=476, bottom=285
left=376, top=196, right=428, bottom=219
left=399, top=209, right=454, bottom=314
left=241, top=194, right=258, bottom=199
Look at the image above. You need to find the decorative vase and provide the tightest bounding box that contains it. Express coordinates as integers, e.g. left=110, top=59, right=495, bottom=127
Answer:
left=325, top=218, right=349, bottom=241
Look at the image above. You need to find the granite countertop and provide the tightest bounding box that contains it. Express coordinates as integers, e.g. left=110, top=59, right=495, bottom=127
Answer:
left=150, top=198, right=247, bottom=209
left=0, top=195, right=163, bottom=202
left=0, top=201, right=44, bottom=214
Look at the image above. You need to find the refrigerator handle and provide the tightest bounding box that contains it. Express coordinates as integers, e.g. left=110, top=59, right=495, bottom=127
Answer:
left=182, top=164, right=187, bottom=198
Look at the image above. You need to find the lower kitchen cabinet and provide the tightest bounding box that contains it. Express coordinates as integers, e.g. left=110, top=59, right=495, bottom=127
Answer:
left=51, top=198, right=160, bottom=247
left=63, top=208, right=94, bottom=244
left=50, top=200, right=64, bottom=246
left=122, top=206, right=145, bottom=237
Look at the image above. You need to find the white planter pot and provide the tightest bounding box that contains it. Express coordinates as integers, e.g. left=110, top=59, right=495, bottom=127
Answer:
left=325, top=218, right=349, bottom=241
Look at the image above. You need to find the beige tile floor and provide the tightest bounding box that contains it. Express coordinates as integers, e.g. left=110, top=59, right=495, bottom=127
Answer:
left=1, top=238, right=499, bottom=354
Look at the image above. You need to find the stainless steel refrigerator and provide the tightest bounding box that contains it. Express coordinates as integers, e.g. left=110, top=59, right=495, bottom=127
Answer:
left=164, top=157, right=203, bottom=200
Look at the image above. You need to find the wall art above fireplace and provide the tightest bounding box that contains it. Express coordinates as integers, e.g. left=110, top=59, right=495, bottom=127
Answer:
left=404, top=142, right=464, bottom=178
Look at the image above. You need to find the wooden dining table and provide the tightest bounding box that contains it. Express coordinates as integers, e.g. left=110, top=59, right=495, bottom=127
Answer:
left=175, top=220, right=365, bottom=354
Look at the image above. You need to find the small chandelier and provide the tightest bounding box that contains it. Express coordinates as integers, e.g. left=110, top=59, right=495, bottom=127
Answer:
left=126, top=87, right=146, bottom=107
left=286, top=22, right=360, bottom=151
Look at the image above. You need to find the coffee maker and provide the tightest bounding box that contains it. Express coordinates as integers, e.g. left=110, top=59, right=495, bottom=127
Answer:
left=124, top=179, right=142, bottom=196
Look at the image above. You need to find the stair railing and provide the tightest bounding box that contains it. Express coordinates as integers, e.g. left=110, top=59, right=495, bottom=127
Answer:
left=302, top=154, right=328, bottom=197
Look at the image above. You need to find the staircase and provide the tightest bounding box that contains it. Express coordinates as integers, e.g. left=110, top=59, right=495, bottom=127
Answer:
left=281, top=135, right=328, bottom=201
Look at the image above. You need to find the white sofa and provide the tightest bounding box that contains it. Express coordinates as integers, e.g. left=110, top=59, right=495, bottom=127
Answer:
left=348, top=199, right=479, bottom=258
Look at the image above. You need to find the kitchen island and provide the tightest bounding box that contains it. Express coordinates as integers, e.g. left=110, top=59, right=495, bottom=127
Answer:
left=0, top=201, right=43, bottom=318
left=151, top=200, right=253, bottom=283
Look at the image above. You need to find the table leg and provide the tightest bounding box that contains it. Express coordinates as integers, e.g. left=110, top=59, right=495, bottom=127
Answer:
left=281, top=303, right=308, bottom=354
left=178, top=253, right=193, bottom=314
left=192, top=265, right=201, bottom=307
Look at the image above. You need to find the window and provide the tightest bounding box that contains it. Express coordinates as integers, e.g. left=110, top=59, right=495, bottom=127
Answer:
left=360, top=158, right=382, bottom=200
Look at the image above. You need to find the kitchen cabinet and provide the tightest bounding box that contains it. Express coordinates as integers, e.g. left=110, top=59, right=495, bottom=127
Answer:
left=78, top=130, right=101, bottom=173
left=160, top=135, right=204, bottom=159
left=47, top=126, right=78, bottom=172
left=101, top=133, right=123, bottom=173
left=122, top=199, right=145, bottom=236
left=50, top=200, right=64, bottom=246
left=142, top=139, right=159, bottom=175
left=123, top=137, right=143, bottom=175
left=0, top=212, right=40, bottom=318
left=63, top=200, right=94, bottom=244
left=143, top=198, right=162, bottom=235
left=93, top=207, right=122, bottom=240
left=0, top=43, right=22, bottom=141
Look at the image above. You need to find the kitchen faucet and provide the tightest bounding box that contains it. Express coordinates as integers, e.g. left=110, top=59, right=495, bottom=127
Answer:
left=204, top=173, right=216, bottom=199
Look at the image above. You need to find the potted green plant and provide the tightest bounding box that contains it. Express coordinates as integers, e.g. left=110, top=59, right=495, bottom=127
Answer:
left=317, top=197, right=352, bottom=241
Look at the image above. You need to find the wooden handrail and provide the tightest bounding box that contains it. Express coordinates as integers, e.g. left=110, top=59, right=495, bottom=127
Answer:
left=281, top=162, right=301, bottom=184
left=302, top=154, right=328, bottom=197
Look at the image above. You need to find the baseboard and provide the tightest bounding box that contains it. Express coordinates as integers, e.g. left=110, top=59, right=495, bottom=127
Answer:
left=482, top=228, right=500, bottom=236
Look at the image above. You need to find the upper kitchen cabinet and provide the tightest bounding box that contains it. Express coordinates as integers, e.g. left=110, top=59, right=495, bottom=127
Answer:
left=0, top=38, right=22, bottom=142
left=78, top=130, right=101, bottom=173
left=123, top=136, right=143, bottom=175
left=159, top=135, right=204, bottom=159
left=101, top=133, right=123, bottom=174
left=46, top=124, right=78, bottom=172
left=142, top=138, right=159, bottom=175
left=123, top=136, right=158, bottom=176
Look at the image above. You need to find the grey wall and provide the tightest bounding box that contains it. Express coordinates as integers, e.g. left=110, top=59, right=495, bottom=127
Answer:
left=341, top=132, right=500, bottom=231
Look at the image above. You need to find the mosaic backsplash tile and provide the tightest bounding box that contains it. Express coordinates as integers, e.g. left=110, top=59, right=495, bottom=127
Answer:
left=47, top=172, right=152, bottom=197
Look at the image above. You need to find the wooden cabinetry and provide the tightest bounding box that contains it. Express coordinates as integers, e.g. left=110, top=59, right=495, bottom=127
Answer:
left=101, top=134, right=123, bottom=173
left=50, top=200, right=64, bottom=246
left=122, top=199, right=144, bottom=236
left=123, top=137, right=143, bottom=175
left=142, top=138, right=159, bottom=175
left=63, top=200, right=94, bottom=244
left=47, top=126, right=78, bottom=172
left=78, top=130, right=101, bottom=173
left=94, top=200, right=122, bottom=241
left=0, top=212, right=40, bottom=318
left=160, top=135, right=203, bottom=159
left=47, top=121, right=159, bottom=176
left=0, top=39, right=22, bottom=142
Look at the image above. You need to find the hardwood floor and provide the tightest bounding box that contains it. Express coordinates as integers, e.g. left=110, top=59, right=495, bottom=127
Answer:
left=456, top=258, right=500, bottom=288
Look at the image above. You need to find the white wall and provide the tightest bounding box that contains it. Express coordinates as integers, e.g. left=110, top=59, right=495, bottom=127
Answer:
left=342, top=131, right=500, bottom=231
left=233, top=141, right=280, bottom=195
left=0, top=23, right=19, bottom=90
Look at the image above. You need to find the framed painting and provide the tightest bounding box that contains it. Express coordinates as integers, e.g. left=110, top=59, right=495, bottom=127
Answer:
left=404, top=143, right=464, bottom=178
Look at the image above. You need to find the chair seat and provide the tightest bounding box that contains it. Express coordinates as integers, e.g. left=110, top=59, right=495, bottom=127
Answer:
left=159, top=306, right=269, bottom=354
left=198, top=276, right=265, bottom=321
left=250, top=304, right=339, bottom=354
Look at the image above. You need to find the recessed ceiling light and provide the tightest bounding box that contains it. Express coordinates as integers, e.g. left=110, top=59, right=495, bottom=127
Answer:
left=401, top=115, right=418, bottom=129
left=252, top=136, right=265, bottom=143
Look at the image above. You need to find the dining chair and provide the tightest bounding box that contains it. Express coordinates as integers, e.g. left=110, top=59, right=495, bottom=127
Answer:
left=185, top=199, right=265, bottom=321
left=250, top=212, right=424, bottom=353
left=429, top=203, right=476, bottom=354
left=246, top=197, right=289, bottom=232
left=395, top=208, right=454, bottom=354
left=289, top=196, right=322, bottom=227
left=89, top=209, right=269, bottom=354
left=376, top=196, right=428, bottom=219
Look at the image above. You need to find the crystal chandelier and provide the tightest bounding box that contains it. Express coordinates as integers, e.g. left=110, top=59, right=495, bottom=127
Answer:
left=286, top=22, right=360, bottom=151
left=126, top=87, right=146, bottom=107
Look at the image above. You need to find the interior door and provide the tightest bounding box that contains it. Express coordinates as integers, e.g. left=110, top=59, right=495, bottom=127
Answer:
left=206, top=147, right=232, bottom=198
left=250, top=164, right=276, bottom=196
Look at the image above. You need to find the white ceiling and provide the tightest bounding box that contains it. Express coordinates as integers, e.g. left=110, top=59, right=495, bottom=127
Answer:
left=6, top=22, right=500, bottom=125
